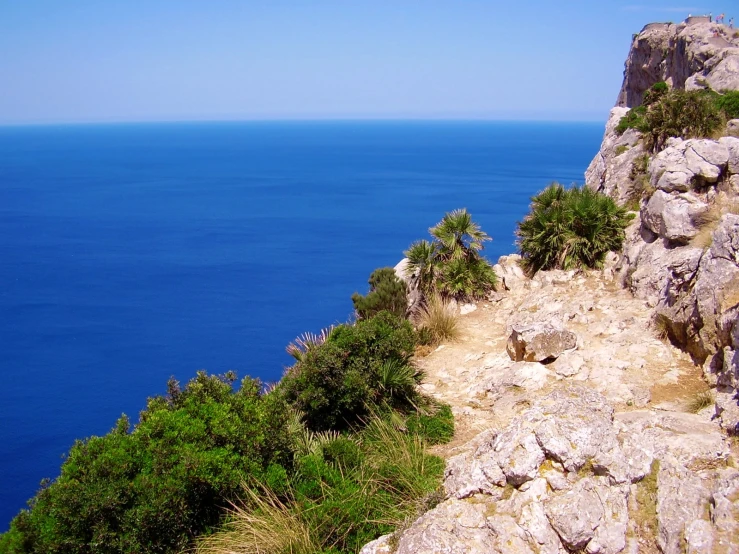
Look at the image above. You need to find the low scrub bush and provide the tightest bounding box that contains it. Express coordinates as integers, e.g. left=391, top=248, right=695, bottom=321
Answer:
left=415, top=293, right=460, bottom=345
left=280, top=312, right=420, bottom=432
left=715, top=90, right=739, bottom=119
left=516, top=183, right=634, bottom=275
left=616, top=82, right=737, bottom=150
left=352, top=267, right=408, bottom=319
left=0, top=372, right=293, bottom=554
left=404, top=209, right=497, bottom=301
left=195, top=415, right=447, bottom=554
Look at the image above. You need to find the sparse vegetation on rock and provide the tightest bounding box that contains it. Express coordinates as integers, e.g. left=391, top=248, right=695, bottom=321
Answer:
left=616, top=82, right=739, bottom=151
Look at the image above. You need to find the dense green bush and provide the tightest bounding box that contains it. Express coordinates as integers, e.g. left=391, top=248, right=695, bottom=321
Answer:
left=0, top=372, right=293, bottom=554
left=616, top=82, right=736, bottom=150
left=195, top=416, right=448, bottom=554
left=404, top=209, right=497, bottom=301
left=279, top=312, right=420, bottom=432
left=516, top=183, right=634, bottom=275
left=351, top=267, right=408, bottom=319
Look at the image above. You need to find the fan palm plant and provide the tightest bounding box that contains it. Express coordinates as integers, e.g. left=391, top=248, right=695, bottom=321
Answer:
left=404, top=209, right=497, bottom=301
left=516, top=183, right=633, bottom=275
left=430, top=208, right=491, bottom=261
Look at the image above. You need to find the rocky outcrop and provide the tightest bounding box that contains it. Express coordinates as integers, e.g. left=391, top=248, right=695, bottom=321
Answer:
left=617, top=21, right=739, bottom=108
left=393, top=258, right=423, bottom=315
left=506, top=323, right=577, bottom=362
left=585, top=107, right=647, bottom=204
left=363, top=387, right=736, bottom=554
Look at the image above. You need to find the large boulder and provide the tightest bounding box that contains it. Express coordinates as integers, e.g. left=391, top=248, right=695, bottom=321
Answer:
left=641, top=190, right=708, bottom=243
left=506, top=323, right=577, bottom=362
left=649, top=138, right=729, bottom=193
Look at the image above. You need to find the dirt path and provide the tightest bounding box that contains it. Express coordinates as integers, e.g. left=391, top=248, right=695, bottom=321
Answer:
left=422, top=265, right=708, bottom=459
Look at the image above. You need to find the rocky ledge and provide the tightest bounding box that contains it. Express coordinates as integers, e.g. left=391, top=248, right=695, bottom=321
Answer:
left=364, top=385, right=736, bottom=554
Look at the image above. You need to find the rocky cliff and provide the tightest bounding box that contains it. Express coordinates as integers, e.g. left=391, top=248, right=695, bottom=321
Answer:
left=616, top=19, right=739, bottom=107
left=587, top=18, right=739, bottom=435
left=360, top=18, right=739, bottom=554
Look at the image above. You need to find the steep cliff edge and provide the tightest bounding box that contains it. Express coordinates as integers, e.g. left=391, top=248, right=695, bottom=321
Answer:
left=616, top=19, right=739, bottom=107
left=587, top=19, right=739, bottom=434
left=359, top=20, right=739, bottom=554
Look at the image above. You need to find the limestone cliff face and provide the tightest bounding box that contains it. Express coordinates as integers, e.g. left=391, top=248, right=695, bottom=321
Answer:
left=587, top=19, right=739, bottom=433
left=616, top=20, right=739, bottom=107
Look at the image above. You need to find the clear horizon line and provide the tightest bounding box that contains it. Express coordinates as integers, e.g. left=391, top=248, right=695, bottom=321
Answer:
left=0, top=115, right=608, bottom=128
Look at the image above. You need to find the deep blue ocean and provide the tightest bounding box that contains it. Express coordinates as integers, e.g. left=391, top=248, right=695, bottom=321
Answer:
left=0, top=121, right=602, bottom=528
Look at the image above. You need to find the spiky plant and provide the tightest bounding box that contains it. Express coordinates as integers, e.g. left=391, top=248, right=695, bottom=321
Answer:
left=376, top=359, right=423, bottom=406
left=430, top=208, right=491, bottom=261
left=516, top=184, right=633, bottom=275
left=404, top=209, right=497, bottom=301
left=404, top=239, right=438, bottom=296
left=286, top=326, right=335, bottom=361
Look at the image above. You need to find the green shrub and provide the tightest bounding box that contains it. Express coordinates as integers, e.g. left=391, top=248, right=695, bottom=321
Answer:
left=715, top=90, right=739, bottom=119
left=516, top=184, right=634, bottom=275
left=1, top=372, right=293, bottom=554
left=195, top=416, right=447, bottom=554
left=352, top=267, right=408, bottom=319
left=404, top=209, right=497, bottom=301
left=279, top=312, right=420, bottom=432
left=616, top=82, right=737, bottom=150
left=615, top=104, right=647, bottom=134
left=644, top=89, right=722, bottom=150
left=406, top=403, right=455, bottom=445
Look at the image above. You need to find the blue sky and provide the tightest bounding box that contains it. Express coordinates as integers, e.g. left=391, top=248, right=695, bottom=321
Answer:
left=0, top=1, right=725, bottom=124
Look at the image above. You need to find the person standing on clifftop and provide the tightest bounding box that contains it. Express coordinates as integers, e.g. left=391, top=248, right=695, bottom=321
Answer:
left=718, top=13, right=725, bottom=24
left=730, top=17, right=735, bottom=28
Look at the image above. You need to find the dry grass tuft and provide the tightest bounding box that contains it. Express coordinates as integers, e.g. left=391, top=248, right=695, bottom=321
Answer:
left=650, top=313, right=671, bottom=342
left=416, top=294, right=460, bottom=345
left=194, top=486, right=320, bottom=554
left=691, top=197, right=739, bottom=249
left=633, top=459, right=660, bottom=549
left=687, top=390, right=715, bottom=414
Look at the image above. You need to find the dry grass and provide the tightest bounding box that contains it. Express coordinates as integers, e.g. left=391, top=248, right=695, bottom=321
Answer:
left=416, top=294, right=460, bottom=345
left=193, top=486, right=320, bottom=554
left=650, top=313, right=671, bottom=342
left=686, top=390, right=715, bottom=414
left=633, top=459, right=660, bottom=550
left=691, top=197, right=739, bottom=249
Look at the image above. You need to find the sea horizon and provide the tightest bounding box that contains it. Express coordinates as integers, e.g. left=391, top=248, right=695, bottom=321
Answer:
left=0, top=116, right=609, bottom=128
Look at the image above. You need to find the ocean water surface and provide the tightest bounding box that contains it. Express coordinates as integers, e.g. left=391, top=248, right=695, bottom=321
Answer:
left=0, top=121, right=603, bottom=528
